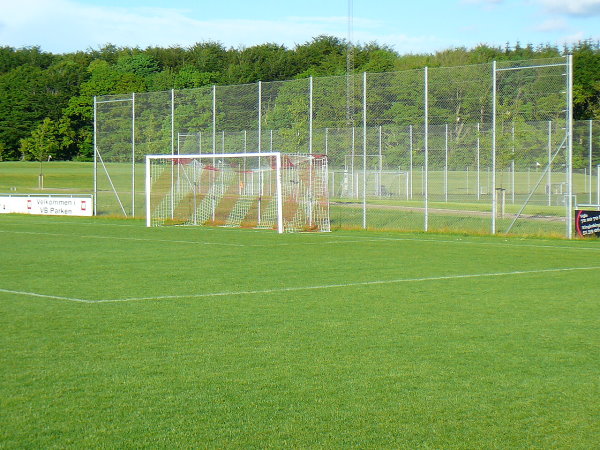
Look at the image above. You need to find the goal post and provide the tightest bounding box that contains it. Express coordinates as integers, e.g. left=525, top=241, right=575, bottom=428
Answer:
left=145, top=152, right=330, bottom=233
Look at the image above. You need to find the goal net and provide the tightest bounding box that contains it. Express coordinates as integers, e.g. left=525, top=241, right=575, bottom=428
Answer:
left=145, top=152, right=330, bottom=233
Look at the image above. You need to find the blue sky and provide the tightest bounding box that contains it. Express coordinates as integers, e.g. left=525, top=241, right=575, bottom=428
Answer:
left=1, top=0, right=599, bottom=54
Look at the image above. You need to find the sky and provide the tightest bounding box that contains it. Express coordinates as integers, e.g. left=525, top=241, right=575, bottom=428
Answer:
left=0, top=0, right=599, bottom=55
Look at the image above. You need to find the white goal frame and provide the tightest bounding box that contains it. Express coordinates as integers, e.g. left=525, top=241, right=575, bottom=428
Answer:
left=145, top=152, right=330, bottom=233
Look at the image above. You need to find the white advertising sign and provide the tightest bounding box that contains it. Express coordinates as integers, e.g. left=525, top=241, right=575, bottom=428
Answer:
left=0, top=195, right=93, bottom=216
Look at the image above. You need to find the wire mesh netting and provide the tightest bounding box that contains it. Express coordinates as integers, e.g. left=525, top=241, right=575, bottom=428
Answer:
left=146, top=153, right=330, bottom=233
left=95, top=56, right=599, bottom=237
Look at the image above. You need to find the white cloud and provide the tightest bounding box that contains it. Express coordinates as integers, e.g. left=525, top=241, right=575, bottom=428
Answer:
left=0, top=0, right=352, bottom=51
left=535, top=0, right=600, bottom=16
left=0, top=0, right=447, bottom=54
left=534, top=18, right=568, bottom=32
left=562, top=31, right=586, bottom=43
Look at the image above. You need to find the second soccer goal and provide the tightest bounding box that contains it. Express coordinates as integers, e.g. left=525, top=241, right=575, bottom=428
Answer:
left=145, top=152, right=330, bottom=233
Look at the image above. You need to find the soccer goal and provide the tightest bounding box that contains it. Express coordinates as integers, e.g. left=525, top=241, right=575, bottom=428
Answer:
left=145, top=152, right=330, bottom=233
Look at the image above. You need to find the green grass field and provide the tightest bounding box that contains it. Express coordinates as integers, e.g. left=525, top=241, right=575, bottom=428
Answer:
left=1, top=214, right=599, bottom=447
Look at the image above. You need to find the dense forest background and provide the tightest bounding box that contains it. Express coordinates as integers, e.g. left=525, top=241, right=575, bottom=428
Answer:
left=0, top=36, right=598, bottom=162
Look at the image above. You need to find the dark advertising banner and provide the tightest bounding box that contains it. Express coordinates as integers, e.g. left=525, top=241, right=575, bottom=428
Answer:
left=575, top=210, right=600, bottom=237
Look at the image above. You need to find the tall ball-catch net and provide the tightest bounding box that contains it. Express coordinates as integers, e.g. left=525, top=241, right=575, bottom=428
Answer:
left=145, top=152, right=330, bottom=233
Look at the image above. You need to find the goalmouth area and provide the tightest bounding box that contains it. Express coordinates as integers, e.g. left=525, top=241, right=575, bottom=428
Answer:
left=0, top=214, right=599, bottom=447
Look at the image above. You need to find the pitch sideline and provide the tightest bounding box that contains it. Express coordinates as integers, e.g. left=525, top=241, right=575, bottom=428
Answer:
left=2, top=266, right=598, bottom=304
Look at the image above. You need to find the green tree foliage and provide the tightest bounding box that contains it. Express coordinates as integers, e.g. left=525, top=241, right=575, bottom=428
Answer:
left=573, top=41, right=600, bottom=119
left=0, top=38, right=598, bottom=160
left=226, top=43, right=296, bottom=83
left=20, top=118, right=60, bottom=161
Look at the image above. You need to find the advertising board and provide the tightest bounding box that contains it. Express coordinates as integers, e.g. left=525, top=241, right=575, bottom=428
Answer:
left=0, top=195, right=93, bottom=217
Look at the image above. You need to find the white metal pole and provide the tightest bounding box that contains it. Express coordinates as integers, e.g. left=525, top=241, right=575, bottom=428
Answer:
left=331, top=171, right=335, bottom=197
left=258, top=81, right=262, bottom=153
left=325, top=128, right=329, bottom=155
left=145, top=156, right=151, bottom=227
left=275, top=153, right=284, bottom=233
left=212, top=85, right=216, bottom=155
left=445, top=123, right=448, bottom=202
left=309, top=155, right=313, bottom=226
left=132, top=92, right=136, bottom=217
left=93, top=96, right=97, bottom=215
left=351, top=127, right=355, bottom=198
left=511, top=124, right=515, bottom=204
left=309, top=76, right=313, bottom=154
left=362, top=71, right=367, bottom=229
left=170, top=89, right=175, bottom=219
left=378, top=125, right=382, bottom=197
left=589, top=119, right=593, bottom=203
left=491, top=61, right=497, bottom=234
left=477, top=122, right=480, bottom=201
left=566, top=54, right=574, bottom=238
left=409, top=124, right=413, bottom=199
left=467, top=166, right=469, bottom=195
left=171, top=89, right=175, bottom=155
left=548, top=120, right=552, bottom=206
left=424, top=67, right=429, bottom=232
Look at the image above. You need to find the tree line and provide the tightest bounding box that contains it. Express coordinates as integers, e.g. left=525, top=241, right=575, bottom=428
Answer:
left=0, top=36, right=598, bottom=162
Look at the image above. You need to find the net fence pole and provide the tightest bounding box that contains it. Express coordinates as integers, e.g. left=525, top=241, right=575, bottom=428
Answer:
left=445, top=123, right=449, bottom=203
left=309, top=77, right=313, bottom=154
left=491, top=61, right=497, bottom=234
left=378, top=125, right=382, bottom=197
left=132, top=92, right=136, bottom=217
left=567, top=54, right=574, bottom=238
left=477, top=122, right=480, bottom=201
left=548, top=120, right=552, bottom=206
left=362, top=71, right=367, bottom=229
left=93, top=96, right=97, bottom=215
left=511, top=124, right=515, bottom=204
left=409, top=125, right=413, bottom=199
left=170, top=89, right=175, bottom=219
left=258, top=81, right=262, bottom=153
left=467, top=166, right=470, bottom=195
left=351, top=127, right=355, bottom=198
left=171, top=89, right=175, bottom=155
left=275, top=153, right=284, bottom=233
left=145, top=156, right=151, bottom=227
left=212, top=85, right=216, bottom=154
left=424, top=67, right=429, bottom=232
left=589, top=119, right=593, bottom=203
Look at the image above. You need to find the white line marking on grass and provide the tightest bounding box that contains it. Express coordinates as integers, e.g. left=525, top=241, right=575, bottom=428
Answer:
left=2, top=229, right=600, bottom=252
left=319, top=234, right=600, bottom=252
left=2, top=266, right=597, bottom=304
left=0, top=218, right=139, bottom=227
left=0, top=230, right=246, bottom=247
left=94, top=266, right=600, bottom=303
left=0, top=288, right=92, bottom=303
